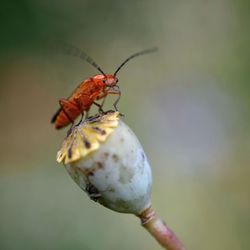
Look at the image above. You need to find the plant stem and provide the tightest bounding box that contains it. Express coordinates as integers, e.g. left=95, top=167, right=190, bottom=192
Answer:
left=137, top=207, right=186, bottom=250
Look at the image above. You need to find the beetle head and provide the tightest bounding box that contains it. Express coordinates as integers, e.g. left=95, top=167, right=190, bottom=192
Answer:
left=94, top=74, right=118, bottom=87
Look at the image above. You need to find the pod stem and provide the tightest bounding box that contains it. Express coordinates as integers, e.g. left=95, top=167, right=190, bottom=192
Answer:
left=137, top=207, right=186, bottom=250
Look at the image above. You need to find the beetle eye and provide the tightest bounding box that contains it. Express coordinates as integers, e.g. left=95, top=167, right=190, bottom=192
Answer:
left=102, top=80, right=106, bottom=83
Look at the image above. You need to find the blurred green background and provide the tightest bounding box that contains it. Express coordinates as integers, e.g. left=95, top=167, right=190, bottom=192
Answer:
left=0, top=1, right=249, bottom=249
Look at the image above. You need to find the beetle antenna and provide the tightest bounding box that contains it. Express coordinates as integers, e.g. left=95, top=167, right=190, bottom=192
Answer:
left=114, top=47, right=158, bottom=76
left=79, top=50, right=106, bottom=76
left=59, top=42, right=106, bottom=75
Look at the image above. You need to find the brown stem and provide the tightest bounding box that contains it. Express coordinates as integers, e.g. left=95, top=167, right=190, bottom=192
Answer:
left=137, top=207, right=186, bottom=250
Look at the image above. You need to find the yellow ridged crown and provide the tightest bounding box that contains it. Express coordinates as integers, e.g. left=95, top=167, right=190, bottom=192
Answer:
left=57, top=112, right=120, bottom=164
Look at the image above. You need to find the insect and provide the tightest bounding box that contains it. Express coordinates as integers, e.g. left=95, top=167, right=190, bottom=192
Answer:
left=51, top=45, right=157, bottom=129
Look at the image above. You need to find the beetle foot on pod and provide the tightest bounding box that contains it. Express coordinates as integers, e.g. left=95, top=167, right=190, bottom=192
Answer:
left=57, top=111, right=152, bottom=214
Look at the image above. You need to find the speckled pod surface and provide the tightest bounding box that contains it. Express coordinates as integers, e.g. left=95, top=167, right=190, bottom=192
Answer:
left=65, top=120, right=152, bottom=214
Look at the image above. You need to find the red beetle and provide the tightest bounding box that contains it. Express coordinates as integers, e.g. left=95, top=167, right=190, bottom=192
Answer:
left=51, top=46, right=157, bottom=129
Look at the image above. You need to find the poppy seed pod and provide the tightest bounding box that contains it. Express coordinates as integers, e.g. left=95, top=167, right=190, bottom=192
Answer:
left=56, top=112, right=186, bottom=250
left=57, top=112, right=152, bottom=214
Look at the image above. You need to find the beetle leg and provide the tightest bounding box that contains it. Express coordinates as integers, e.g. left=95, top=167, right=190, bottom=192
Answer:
left=96, top=92, right=108, bottom=101
left=95, top=92, right=109, bottom=112
left=100, top=96, right=107, bottom=109
left=74, top=113, right=85, bottom=127
left=113, top=91, right=121, bottom=111
left=75, top=112, right=84, bottom=125
left=93, top=101, right=105, bottom=113
left=106, top=88, right=121, bottom=111
left=95, top=87, right=121, bottom=112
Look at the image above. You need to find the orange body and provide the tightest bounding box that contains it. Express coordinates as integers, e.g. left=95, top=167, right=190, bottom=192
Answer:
left=51, top=47, right=157, bottom=129
left=51, top=74, right=119, bottom=129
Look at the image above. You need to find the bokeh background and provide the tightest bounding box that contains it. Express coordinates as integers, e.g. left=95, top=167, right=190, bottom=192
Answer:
left=0, top=1, right=249, bottom=249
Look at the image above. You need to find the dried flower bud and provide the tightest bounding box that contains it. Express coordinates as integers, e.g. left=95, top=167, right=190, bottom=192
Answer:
left=56, top=111, right=186, bottom=250
left=57, top=112, right=152, bottom=214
